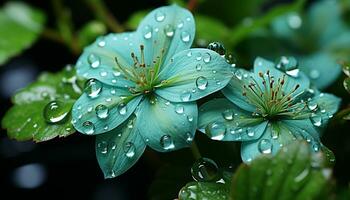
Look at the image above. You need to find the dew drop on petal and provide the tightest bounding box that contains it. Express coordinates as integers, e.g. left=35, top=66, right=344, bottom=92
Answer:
left=175, top=105, right=184, bottom=114
left=88, top=54, right=100, bottom=68
left=124, top=142, right=136, bottom=158
left=160, top=135, right=175, bottom=150
left=97, top=141, right=108, bottom=154
left=180, top=92, right=191, bottom=102
left=155, top=11, right=165, bottom=22
left=84, top=79, right=102, bottom=98
left=95, top=104, right=109, bottom=119
left=196, top=76, right=208, bottom=90
left=118, top=103, right=127, bottom=115
left=181, top=31, right=191, bottom=43
left=196, top=63, right=202, bottom=71
left=191, top=157, right=219, bottom=182
left=222, top=109, right=234, bottom=121
left=164, top=24, right=175, bottom=37
left=82, top=121, right=95, bottom=134
left=43, top=100, right=70, bottom=124
left=206, top=122, right=226, bottom=141
left=143, top=25, right=153, bottom=39
left=258, top=139, right=272, bottom=154
left=203, top=53, right=211, bottom=63
left=307, top=102, right=318, bottom=111
left=177, top=20, right=184, bottom=29
left=310, top=114, right=322, bottom=127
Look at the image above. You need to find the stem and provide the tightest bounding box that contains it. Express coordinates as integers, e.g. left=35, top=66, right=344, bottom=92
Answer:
left=333, top=106, right=350, bottom=121
left=84, top=0, right=124, bottom=32
left=187, top=0, right=198, bottom=11
left=190, top=141, right=202, bottom=160
left=41, top=28, right=64, bottom=43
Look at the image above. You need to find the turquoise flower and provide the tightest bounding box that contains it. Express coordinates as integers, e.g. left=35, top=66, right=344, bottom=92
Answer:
left=72, top=5, right=233, bottom=178
left=198, top=57, right=340, bottom=162
left=269, top=0, right=348, bottom=89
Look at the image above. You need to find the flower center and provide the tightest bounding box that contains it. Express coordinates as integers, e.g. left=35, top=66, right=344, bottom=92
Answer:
left=114, top=45, right=164, bottom=95
left=242, top=70, right=305, bottom=120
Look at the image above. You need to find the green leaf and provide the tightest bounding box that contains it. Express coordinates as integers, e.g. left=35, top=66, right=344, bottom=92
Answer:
left=231, top=141, right=332, bottom=200
left=228, top=0, right=305, bottom=47
left=2, top=66, right=83, bottom=142
left=77, top=20, right=107, bottom=48
left=179, top=181, right=230, bottom=200
left=125, top=10, right=149, bottom=30
left=194, top=15, right=230, bottom=46
left=0, top=2, right=46, bottom=65
left=344, top=77, right=350, bottom=93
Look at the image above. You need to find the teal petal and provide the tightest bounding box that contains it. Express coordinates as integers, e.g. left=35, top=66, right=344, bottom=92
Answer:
left=307, top=92, right=341, bottom=128
left=72, top=82, right=142, bottom=135
left=222, top=69, right=256, bottom=112
left=135, top=95, right=197, bottom=152
left=96, top=115, right=146, bottom=178
left=299, top=53, right=341, bottom=89
left=198, top=98, right=267, bottom=141
left=137, top=4, right=195, bottom=69
left=253, top=57, right=310, bottom=95
left=156, top=49, right=233, bottom=102
left=76, top=32, right=140, bottom=87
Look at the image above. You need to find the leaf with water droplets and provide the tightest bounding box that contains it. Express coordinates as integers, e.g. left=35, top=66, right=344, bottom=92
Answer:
left=95, top=115, right=146, bottom=178
left=179, top=181, right=229, bottom=200
left=231, top=141, right=332, bottom=200
left=0, top=2, right=46, bottom=65
left=135, top=95, right=197, bottom=152
left=2, top=66, right=81, bottom=142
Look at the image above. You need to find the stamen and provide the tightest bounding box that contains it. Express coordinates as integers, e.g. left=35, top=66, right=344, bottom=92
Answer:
left=140, top=45, right=146, bottom=67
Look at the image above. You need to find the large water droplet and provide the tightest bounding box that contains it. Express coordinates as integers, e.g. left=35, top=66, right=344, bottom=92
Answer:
left=164, top=24, right=175, bottom=37
left=97, top=141, right=108, bottom=154
left=124, top=142, right=136, bottom=158
left=88, top=54, right=100, bottom=68
left=155, top=11, right=165, bottom=22
left=160, top=135, right=175, bottom=150
left=286, top=68, right=300, bottom=77
left=307, top=102, right=318, bottom=111
left=118, top=103, right=127, bottom=115
left=196, top=63, right=202, bottom=71
left=310, top=114, right=322, bottom=127
left=207, top=42, right=226, bottom=55
left=288, top=14, right=302, bottom=29
left=85, top=79, right=102, bottom=98
left=196, top=76, right=208, bottom=90
left=258, top=139, right=272, bottom=154
left=276, top=56, right=298, bottom=76
left=143, top=25, right=152, bottom=39
left=95, top=104, right=109, bottom=119
left=206, top=122, right=226, bottom=140
left=191, top=157, right=219, bottom=182
left=43, top=100, right=70, bottom=124
left=82, top=121, right=95, bottom=134
left=203, top=53, right=211, bottom=63
left=180, top=92, right=191, bottom=102
left=181, top=31, right=191, bottom=43
left=234, top=70, right=243, bottom=80
left=175, top=105, right=184, bottom=114
left=222, top=109, right=234, bottom=121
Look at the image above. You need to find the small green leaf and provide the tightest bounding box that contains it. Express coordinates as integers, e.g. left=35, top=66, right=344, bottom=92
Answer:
left=179, top=181, right=230, bottom=200
left=77, top=20, right=107, bottom=48
left=344, top=77, right=350, bottom=93
left=126, top=10, right=149, bottom=30
left=0, top=2, right=46, bottom=65
left=2, top=66, right=83, bottom=142
left=230, top=141, right=332, bottom=200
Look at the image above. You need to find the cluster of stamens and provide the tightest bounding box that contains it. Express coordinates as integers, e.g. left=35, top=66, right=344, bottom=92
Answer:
left=242, top=70, right=307, bottom=119
left=113, top=45, right=165, bottom=95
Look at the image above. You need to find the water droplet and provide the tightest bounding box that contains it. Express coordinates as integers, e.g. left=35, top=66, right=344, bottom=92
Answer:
left=191, top=157, right=219, bottom=182
left=196, top=63, right=202, bottom=71
left=124, top=142, right=135, bottom=158
left=286, top=68, right=300, bottom=77
left=164, top=24, right=174, bottom=37
left=99, top=71, right=107, bottom=77
left=84, top=79, right=102, bottom=98
left=234, top=70, right=243, bottom=80
left=186, top=132, right=193, bottom=143
left=175, top=105, right=184, bottom=114
left=206, top=122, right=226, bottom=141
left=118, top=103, right=127, bottom=115
left=207, top=42, right=226, bottom=55
left=180, top=92, right=191, bottom=102
left=222, top=109, right=234, bottom=121
left=288, top=14, right=302, bottom=29
left=312, top=143, right=320, bottom=152
left=310, top=114, right=322, bottom=127
left=95, top=104, right=109, bottom=119
left=187, top=51, right=192, bottom=57
left=196, top=76, right=208, bottom=90
left=258, top=139, right=272, bottom=154
left=97, top=141, right=108, bottom=154
left=246, top=128, right=255, bottom=137
left=97, top=39, right=106, bottom=47
left=82, top=121, right=95, bottom=134
left=181, top=31, right=191, bottom=43
left=88, top=54, right=100, bottom=68
left=143, top=25, right=152, bottom=39
left=187, top=115, right=194, bottom=122
left=203, top=53, right=211, bottom=63
left=160, top=135, right=175, bottom=150
left=276, top=56, right=298, bottom=75
left=155, top=11, right=165, bottom=22
left=307, top=102, right=318, bottom=111
left=309, top=69, right=320, bottom=79
left=43, top=100, right=70, bottom=124
left=177, top=20, right=184, bottom=28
